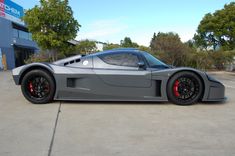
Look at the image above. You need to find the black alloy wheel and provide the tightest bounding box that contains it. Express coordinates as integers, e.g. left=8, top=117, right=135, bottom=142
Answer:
left=167, top=71, right=203, bottom=105
left=21, top=69, right=55, bottom=104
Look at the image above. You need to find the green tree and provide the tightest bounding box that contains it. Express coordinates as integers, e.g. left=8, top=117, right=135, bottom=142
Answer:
left=58, top=43, right=77, bottom=58
left=120, top=37, right=139, bottom=48
left=23, top=0, right=81, bottom=61
left=76, top=39, right=97, bottom=55
left=103, top=37, right=140, bottom=51
left=138, top=45, right=151, bottom=52
left=150, top=32, right=190, bottom=66
left=184, top=40, right=196, bottom=49
left=103, top=43, right=120, bottom=50
left=150, top=32, right=157, bottom=50
left=194, top=2, right=235, bottom=51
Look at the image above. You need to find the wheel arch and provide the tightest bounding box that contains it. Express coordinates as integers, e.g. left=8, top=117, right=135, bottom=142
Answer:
left=166, top=69, right=205, bottom=100
left=19, top=64, right=55, bottom=85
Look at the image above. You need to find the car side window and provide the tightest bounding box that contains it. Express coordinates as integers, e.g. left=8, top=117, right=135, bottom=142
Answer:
left=99, top=53, right=139, bottom=67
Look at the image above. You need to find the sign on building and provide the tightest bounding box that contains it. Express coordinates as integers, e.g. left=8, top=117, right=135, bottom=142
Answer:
left=0, top=0, right=24, bottom=25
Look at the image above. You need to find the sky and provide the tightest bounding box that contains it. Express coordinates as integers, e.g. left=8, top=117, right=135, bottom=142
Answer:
left=12, top=0, right=234, bottom=46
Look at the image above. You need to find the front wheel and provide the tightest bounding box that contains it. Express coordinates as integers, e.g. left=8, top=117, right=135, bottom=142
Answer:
left=167, top=71, right=203, bottom=105
left=21, top=69, right=55, bottom=104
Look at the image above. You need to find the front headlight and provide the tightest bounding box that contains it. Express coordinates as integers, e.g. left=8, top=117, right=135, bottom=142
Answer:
left=12, top=65, right=25, bottom=76
left=206, top=73, right=220, bottom=83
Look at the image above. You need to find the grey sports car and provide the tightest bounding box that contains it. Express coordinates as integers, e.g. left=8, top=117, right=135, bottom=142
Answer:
left=12, top=48, right=225, bottom=105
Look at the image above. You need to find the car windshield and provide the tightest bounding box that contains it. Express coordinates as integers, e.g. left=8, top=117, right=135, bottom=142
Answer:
left=142, top=52, right=168, bottom=68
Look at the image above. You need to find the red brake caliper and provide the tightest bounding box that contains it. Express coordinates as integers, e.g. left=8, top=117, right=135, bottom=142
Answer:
left=173, top=80, right=180, bottom=97
left=29, top=82, right=34, bottom=93
left=44, top=84, right=49, bottom=92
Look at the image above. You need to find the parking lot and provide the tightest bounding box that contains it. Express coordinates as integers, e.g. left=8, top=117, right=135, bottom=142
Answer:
left=0, top=71, right=235, bottom=156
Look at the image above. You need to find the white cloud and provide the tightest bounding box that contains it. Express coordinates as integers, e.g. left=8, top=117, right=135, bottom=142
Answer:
left=153, top=25, right=197, bottom=42
left=76, top=18, right=128, bottom=42
left=132, top=26, right=197, bottom=46
left=76, top=19, right=197, bottom=46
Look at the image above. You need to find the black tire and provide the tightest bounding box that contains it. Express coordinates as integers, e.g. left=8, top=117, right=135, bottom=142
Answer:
left=21, top=69, right=55, bottom=104
left=167, top=71, right=203, bottom=105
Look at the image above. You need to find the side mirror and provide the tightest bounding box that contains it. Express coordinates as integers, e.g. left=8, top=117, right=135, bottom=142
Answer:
left=137, top=61, right=145, bottom=68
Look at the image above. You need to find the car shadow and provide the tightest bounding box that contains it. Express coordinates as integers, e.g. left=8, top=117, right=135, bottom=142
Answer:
left=58, top=100, right=170, bottom=105
left=53, top=100, right=227, bottom=106
left=200, top=100, right=227, bottom=105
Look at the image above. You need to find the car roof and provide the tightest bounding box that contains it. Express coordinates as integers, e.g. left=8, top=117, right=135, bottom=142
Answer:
left=91, top=48, right=143, bottom=56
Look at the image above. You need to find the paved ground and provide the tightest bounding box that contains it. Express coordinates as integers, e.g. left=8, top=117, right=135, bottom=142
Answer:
left=0, top=71, right=235, bottom=156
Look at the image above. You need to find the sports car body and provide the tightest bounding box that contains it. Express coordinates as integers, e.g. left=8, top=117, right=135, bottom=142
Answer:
left=12, top=48, right=225, bottom=105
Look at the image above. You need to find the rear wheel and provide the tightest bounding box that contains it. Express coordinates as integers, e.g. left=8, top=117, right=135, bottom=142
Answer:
left=167, top=71, right=203, bottom=105
left=21, top=69, right=55, bottom=104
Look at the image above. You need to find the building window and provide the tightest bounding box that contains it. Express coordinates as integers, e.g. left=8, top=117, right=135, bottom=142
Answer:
left=29, top=33, right=32, bottom=40
left=19, top=30, right=29, bottom=40
left=13, top=28, right=19, bottom=38
left=13, top=28, right=32, bottom=41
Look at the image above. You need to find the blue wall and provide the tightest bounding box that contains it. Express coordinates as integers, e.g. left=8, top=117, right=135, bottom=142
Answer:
left=0, top=17, right=38, bottom=69
left=0, top=17, right=15, bottom=69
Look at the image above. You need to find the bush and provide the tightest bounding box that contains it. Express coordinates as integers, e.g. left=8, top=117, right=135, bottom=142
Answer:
left=24, top=52, right=52, bottom=64
left=210, top=50, right=235, bottom=70
left=184, top=50, right=235, bottom=71
left=188, top=51, right=213, bottom=70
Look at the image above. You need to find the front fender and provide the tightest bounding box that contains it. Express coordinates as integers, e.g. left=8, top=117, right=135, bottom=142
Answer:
left=151, top=67, right=210, bottom=101
left=12, top=63, right=54, bottom=85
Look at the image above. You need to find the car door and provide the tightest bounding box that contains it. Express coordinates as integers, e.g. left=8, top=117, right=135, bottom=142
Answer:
left=93, top=52, right=154, bottom=100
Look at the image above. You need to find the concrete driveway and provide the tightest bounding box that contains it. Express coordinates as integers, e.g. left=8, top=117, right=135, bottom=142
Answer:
left=0, top=71, right=235, bottom=156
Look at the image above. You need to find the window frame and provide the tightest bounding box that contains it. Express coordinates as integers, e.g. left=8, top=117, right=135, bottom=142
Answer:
left=140, top=52, right=168, bottom=69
